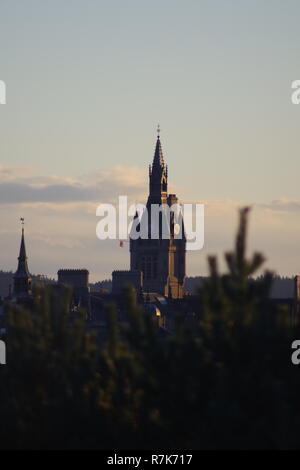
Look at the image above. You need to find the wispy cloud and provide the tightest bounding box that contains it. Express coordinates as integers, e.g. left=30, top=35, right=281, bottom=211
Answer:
left=257, top=199, right=300, bottom=212
left=0, top=165, right=146, bottom=204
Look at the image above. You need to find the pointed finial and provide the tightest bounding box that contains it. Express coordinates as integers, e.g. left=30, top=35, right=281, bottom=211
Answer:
left=20, top=217, right=25, bottom=234
left=157, top=124, right=161, bottom=139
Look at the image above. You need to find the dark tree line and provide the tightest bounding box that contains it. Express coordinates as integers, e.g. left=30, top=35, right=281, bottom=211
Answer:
left=0, top=209, right=298, bottom=449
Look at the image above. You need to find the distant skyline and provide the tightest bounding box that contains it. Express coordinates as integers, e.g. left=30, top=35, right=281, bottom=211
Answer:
left=1, top=1, right=300, bottom=281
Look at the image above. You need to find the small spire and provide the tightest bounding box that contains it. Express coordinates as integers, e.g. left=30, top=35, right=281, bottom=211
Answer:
left=152, top=126, right=164, bottom=169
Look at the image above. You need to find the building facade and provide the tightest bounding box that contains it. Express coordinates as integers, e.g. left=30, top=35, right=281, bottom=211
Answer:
left=130, top=133, right=186, bottom=299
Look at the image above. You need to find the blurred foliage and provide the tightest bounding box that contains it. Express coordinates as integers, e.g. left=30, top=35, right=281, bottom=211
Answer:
left=0, top=208, right=298, bottom=449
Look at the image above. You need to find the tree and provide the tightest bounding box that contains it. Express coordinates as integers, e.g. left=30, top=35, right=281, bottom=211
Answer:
left=0, top=208, right=298, bottom=449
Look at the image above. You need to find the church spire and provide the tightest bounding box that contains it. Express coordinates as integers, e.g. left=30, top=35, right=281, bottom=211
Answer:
left=14, top=219, right=32, bottom=297
left=16, top=227, right=30, bottom=277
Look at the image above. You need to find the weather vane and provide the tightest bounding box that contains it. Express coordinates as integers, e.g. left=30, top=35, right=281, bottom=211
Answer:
left=157, top=124, right=161, bottom=137
left=20, top=217, right=25, bottom=226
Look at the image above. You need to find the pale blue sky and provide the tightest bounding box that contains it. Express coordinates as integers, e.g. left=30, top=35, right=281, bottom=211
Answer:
left=1, top=1, right=300, bottom=279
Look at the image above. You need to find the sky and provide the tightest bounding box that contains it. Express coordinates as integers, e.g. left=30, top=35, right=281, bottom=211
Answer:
left=1, top=1, right=300, bottom=282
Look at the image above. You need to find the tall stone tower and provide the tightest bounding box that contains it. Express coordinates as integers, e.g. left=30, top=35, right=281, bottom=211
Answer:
left=14, top=225, right=32, bottom=299
left=130, top=131, right=186, bottom=299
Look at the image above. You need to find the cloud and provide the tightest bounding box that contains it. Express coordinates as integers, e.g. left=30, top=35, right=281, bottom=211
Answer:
left=0, top=182, right=97, bottom=204
left=257, top=199, right=300, bottom=212
left=0, top=165, right=146, bottom=204
left=2, top=165, right=300, bottom=280
left=0, top=165, right=36, bottom=181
